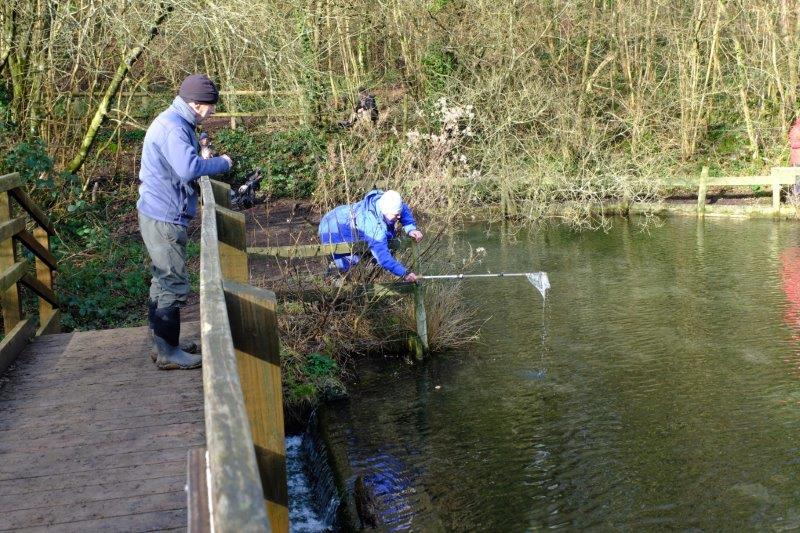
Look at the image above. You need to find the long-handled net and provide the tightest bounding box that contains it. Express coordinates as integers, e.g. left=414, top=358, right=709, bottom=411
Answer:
left=419, top=270, right=551, bottom=377
left=419, top=271, right=550, bottom=299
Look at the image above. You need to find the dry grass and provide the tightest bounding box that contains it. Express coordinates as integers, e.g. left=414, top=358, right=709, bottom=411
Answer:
left=258, top=235, right=484, bottom=403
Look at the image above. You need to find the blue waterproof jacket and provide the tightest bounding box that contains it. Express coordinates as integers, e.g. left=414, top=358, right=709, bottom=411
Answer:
left=318, top=190, right=417, bottom=277
left=137, top=96, right=231, bottom=226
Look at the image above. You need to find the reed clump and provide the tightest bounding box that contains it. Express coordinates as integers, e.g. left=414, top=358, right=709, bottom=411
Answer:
left=263, top=238, right=482, bottom=405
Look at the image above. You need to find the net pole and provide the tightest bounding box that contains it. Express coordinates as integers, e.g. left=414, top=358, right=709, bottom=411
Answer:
left=420, top=273, right=534, bottom=280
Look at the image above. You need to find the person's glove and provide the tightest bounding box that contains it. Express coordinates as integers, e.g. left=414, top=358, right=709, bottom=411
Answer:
left=404, top=272, right=418, bottom=282
left=408, top=229, right=423, bottom=242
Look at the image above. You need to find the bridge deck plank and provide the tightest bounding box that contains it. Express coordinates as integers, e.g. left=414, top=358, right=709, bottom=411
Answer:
left=0, top=324, right=204, bottom=531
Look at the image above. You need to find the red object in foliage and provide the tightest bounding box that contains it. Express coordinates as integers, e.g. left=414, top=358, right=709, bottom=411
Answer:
left=789, top=119, right=800, bottom=166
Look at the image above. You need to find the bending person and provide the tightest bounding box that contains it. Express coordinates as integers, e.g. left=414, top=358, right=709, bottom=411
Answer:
left=318, top=190, right=423, bottom=282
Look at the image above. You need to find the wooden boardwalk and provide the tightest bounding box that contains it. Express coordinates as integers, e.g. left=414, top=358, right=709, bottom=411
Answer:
left=0, top=324, right=204, bottom=532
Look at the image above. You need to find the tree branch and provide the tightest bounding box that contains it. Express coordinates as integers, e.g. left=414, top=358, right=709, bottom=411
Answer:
left=65, top=2, right=173, bottom=176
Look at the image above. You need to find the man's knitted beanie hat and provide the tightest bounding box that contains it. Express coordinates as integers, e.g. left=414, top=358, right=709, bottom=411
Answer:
left=179, top=74, right=219, bottom=104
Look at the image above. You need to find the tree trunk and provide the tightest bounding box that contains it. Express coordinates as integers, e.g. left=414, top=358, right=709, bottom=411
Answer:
left=28, top=0, right=54, bottom=136
left=0, top=2, right=15, bottom=74
left=780, top=0, right=798, bottom=119
left=732, top=36, right=759, bottom=161
left=65, top=3, right=172, bottom=176
left=298, top=1, right=324, bottom=127
left=679, top=0, right=725, bottom=160
left=8, top=52, right=27, bottom=126
left=7, top=0, right=34, bottom=126
left=210, top=29, right=236, bottom=129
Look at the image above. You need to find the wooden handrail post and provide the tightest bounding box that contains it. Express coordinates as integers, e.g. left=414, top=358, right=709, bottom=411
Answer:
left=0, top=190, right=22, bottom=331
left=187, top=448, right=211, bottom=533
left=697, top=166, right=708, bottom=216
left=215, top=206, right=248, bottom=283
left=209, top=179, right=232, bottom=209
left=223, top=280, right=288, bottom=532
left=33, top=227, right=59, bottom=334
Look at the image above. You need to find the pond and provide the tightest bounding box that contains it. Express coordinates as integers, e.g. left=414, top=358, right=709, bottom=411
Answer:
left=308, top=217, right=800, bottom=531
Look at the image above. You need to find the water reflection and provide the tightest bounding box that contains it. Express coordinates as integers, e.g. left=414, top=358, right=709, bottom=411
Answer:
left=779, top=247, right=800, bottom=381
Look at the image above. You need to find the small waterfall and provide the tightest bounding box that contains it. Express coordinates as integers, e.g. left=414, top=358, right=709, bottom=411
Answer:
left=301, top=417, right=341, bottom=527
left=287, top=414, right=340, bottom=532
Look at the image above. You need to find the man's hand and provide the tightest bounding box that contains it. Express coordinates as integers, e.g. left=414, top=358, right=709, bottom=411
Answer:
left=404, top=272, right=418, bottom=283
left=408, top=229, right=423, bottom=243
left=220, top=154, right=233, bottom=168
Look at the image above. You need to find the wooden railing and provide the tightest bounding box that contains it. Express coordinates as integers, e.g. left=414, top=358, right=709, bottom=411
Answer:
left=0, top=172, right=59, bottom=374
left=188, top=176, right=287, bottom=532
left=662, top=166, right=800, bottom=215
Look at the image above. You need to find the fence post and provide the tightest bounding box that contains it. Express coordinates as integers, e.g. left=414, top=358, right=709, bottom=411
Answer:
left=771, top=169, right=782, bottom=214
left=215, top=206, right=248, bottom=283
left=697, top=166, right=708, bottom=216
left=223, top=280, right=288, bottom=532
left=0, top=190, right=21, bottom=331
left=209, top=179, right=232, bottom=209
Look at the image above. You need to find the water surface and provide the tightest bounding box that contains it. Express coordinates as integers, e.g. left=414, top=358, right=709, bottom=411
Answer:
left=321, top=217, right=800, bottom=530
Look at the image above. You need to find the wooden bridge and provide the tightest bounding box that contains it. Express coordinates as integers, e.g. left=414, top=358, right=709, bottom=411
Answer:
left=0, top=175, right=288, bottom=532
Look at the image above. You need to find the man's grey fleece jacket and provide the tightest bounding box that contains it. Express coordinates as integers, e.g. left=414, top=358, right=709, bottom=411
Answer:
left=137, top=96, right=231, bottom=226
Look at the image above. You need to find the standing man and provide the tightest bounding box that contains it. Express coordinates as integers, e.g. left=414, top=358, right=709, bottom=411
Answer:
left=138, top=74, right=233, bottom=369
left=318, top=189, right=423, bottom=282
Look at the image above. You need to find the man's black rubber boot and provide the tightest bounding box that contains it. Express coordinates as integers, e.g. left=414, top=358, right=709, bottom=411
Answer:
left=152, top=306, right=201, bottom=370
left=148, top=301, right=198, bottom=363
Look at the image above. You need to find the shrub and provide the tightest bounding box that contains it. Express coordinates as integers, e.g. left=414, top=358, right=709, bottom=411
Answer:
left=2, top=138, right=53, bottom=184
left=267, top=235, right=482, bottom=406
left=214, top=126, right=326, bottom=198
left=421, top=43, right=457, bottom=97
left=58, top=234, right=150, bottom=331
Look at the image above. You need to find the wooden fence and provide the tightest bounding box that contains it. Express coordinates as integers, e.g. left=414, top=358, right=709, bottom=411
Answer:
left=662, top=166, right=800, bottom=215
left=188, top=176, right=287, bottom=532
left=0, top=172, right=59, bottom=374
